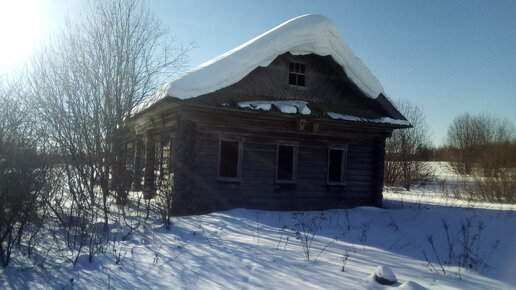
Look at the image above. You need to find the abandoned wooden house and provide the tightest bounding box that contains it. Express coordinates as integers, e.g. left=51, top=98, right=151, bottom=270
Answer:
left=126, top=14, right=410, bottom=215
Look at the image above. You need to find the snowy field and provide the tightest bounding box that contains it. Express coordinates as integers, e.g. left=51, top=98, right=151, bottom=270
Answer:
left=1, top=163, right=515, bottom=289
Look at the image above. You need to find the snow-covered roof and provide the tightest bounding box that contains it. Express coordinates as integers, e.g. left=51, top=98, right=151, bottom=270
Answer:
left=133, top=14, right=385, bottom=114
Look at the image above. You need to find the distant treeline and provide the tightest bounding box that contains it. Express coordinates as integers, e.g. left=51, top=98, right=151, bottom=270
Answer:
left=388, top=141, right=516, bottom=166
left=385, top=108, right=515, bottom=203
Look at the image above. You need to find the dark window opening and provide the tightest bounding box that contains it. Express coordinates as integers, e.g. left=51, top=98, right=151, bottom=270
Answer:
left=289, top=73, right=297, bottom=86
left=154, top=135, right=172, bottom=189
left=328, top=147, right=347, bottom=183
left=153, top=135, right=162, bottom=183
left=277, top=144, right=296, bottom=182
left=160, top=137, right=171, bottom=178
left=288, top=62, right=306, bottom=87
left=125, top=142, right=134, bottom=172
left=219, top=140, right=240, bottom=178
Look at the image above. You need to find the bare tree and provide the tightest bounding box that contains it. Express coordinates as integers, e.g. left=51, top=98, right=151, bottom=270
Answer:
left=384, top=100, right=433, bottom=190
left=153, top=136, right=175, bottom=230
left=448, top=113, right=488, bottom=175
left=446, top=113, right=515, bottom=203
left=27, top=0, right=189, bottom=262
left=447, top=113, right=514, bottom=175
left=156, top=175, right=175, bottom=230
left=0, top=78, right=51, bottom=267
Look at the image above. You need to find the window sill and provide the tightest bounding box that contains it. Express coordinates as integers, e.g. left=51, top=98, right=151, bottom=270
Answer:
left=274, top=183, right=297, bottom=191
left=327, top=182, right=347, bottom=186
left=275, top=179, right=296, bottom=184
left=326, top=183, right=346, bottom=192
left=288, top=84, right=306, bottom=90
left=217, top=177, right=241, bottom=184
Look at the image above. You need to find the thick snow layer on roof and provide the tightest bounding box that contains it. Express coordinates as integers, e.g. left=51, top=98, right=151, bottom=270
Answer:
left=133, top=14, right=384, bottom=114
left=238, top=100, right=311, bottom=115
left=327, top=112, right=410, bottom=126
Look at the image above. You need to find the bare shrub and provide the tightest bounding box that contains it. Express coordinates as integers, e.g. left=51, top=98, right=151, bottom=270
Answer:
left=29, top=0, right=190, bottom=216
left=276, top=225, right=289, bottom=250
left=472, top=170, right=515, bottom=203
left=447, top=114, right=485, bottom=175
left=384, top=100, right=434, bottom=190
left=341, top=251, right=351, bottom=272
left=26, top=0, right=190, bottom=264
left=0, top=78, right=51, bottom=267
left=424, top=219, right=499, bottom=279
left=156, top=176, right=175, bottom=230
left=447, top=113, right=514, bottom=175
left=446, top=113, right=515, bottom=203
left=437, top=177, right=478, bottom=202
left=290, top=212, right=328, bottom=261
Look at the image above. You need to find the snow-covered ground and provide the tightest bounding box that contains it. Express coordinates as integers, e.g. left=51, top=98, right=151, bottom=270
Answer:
left=1, top=163, right=515, bottom=289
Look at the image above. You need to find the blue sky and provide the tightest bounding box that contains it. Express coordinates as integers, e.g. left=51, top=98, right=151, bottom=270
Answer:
left=1, top=0, right=515, bottom=145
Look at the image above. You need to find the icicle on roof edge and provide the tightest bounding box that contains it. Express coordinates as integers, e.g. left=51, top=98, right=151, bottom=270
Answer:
left=133, top=14, right=385, bottom=114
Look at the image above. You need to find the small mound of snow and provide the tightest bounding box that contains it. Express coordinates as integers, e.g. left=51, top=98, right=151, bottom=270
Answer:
left=399, top=281, right=427, bottom=290
left=373, top=265, right=397, bottom=285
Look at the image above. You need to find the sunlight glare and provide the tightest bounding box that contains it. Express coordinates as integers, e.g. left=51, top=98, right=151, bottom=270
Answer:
left=0, top=0, right=48, bottom=72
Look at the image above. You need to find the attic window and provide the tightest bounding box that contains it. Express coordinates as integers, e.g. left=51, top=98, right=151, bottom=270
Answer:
left=288, top=62, right=305, bottom=87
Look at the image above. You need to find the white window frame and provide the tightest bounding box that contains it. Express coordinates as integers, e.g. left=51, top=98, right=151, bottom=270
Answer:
left=327, top=145, right=348, bottom=185
left=276, top=141, right=298, bottom=184
left=217, top=136, right=243, bottom=182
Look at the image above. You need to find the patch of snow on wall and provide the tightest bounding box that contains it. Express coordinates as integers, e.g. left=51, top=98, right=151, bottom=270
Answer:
left=327, top=112, right=410, bottom=126
left=238, top=101, right=273, bottom=111
left=238, top=100, right=311, bottom=115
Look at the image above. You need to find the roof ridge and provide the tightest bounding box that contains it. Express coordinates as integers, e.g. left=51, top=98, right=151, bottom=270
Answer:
left=133, top=14, right=385, bottom=115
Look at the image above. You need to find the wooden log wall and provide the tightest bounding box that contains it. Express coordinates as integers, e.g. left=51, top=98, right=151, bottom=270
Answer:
left=371, top=137, right=386, bottom=207
left=170, top=120, right=196, bottom=213
left=172, top=119, right=387, bottom=215
left=128, top=99, right=396, bottom=215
